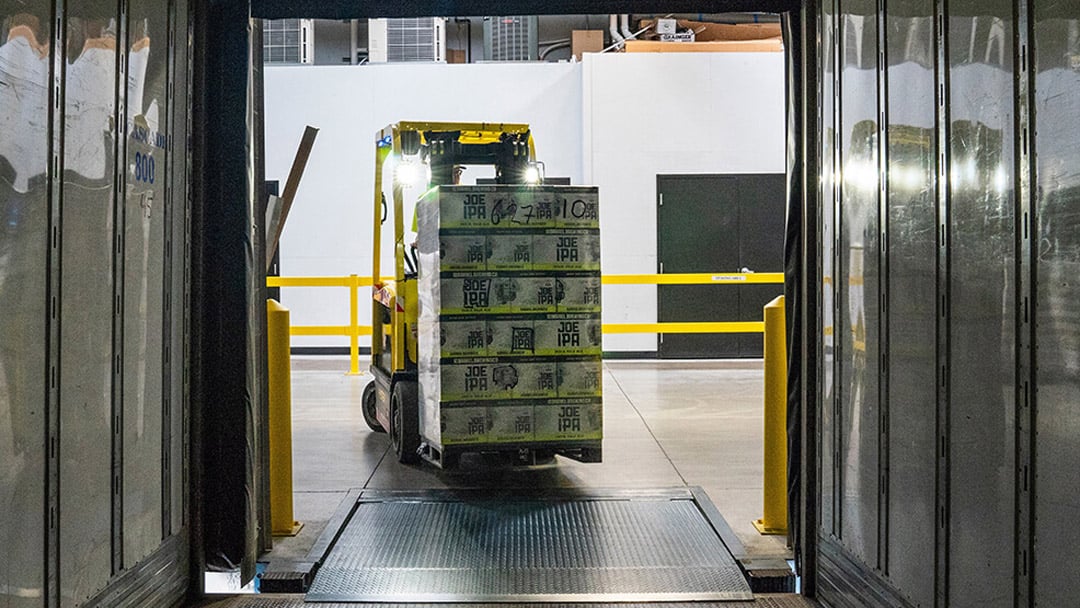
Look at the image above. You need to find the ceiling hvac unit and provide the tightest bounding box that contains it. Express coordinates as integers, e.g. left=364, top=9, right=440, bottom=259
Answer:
left=483, top=16, right=538, bottom=61
left=368, top=18, right=446, bottom=63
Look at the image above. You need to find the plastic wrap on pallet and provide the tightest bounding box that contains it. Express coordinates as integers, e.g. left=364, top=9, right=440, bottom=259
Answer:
left=417, top=185, right=602, bottom=451
left=416, top=187, right=444, bottom=446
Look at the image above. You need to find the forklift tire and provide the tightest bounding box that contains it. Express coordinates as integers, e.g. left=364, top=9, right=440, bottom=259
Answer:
left=361, top=382, right=385, bottom=433
left=391, top=381, right=421, bottom=464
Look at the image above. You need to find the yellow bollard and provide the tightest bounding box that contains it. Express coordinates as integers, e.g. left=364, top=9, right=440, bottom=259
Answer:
left=754, top=295, right=788, bottom=535
left=267, top=299, right=303, bottom=536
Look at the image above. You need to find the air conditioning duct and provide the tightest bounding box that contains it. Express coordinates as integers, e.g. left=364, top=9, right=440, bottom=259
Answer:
left=368, top=18, right=447, bottom=63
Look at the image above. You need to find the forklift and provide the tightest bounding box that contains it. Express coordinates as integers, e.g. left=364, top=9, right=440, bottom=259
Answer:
left=361, top=122, right=541, bottom=463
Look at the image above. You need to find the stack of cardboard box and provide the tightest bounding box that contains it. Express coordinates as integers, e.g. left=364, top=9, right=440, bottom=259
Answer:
left=417, top=185, right=603, bottom=451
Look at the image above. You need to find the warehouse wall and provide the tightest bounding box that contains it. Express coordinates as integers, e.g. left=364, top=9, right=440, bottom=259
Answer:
left=0, top=0, right=191, bottom=606
left=815, top=1, right=1080, bottom=606
left=264, top=52, right=786, bottom=352
left=583, top=51, right=786, bottom=351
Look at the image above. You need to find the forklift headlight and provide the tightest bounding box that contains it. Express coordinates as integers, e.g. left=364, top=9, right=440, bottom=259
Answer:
left=395, top=161, right=427, bottom=187
left=524, top=165, right=542, bottom=184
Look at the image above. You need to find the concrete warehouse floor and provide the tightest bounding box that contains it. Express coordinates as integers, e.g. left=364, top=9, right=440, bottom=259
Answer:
left=261, top=356, right=790, bottom=571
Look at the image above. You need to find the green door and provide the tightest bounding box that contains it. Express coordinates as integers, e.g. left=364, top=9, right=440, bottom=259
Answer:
left=656, top=174, right=786, bottom=358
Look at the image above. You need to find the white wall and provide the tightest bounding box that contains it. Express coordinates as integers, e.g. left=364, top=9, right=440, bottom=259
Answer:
left=583, top=52, right=786, bottom=351
left=264, top=52, right=784, bottom=351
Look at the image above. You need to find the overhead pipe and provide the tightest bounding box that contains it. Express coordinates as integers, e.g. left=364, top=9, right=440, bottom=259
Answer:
left=600, top=20, right=656, bottom=53
left=642, top=12, right=782, bottom=24
left=609, top=14, right=624, bottom=49
left=540, top=41, right=571, bottom=61
left=349, top=19, right=358, bottom=65
left=620, top=15, right=634, bottom=41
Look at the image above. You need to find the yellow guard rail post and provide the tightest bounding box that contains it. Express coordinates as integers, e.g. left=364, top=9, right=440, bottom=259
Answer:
left=267, top=299, right=302, bottom=536
left=347, top=274, right=361, bottom=375
left=754, top=295, right=788, bottom=535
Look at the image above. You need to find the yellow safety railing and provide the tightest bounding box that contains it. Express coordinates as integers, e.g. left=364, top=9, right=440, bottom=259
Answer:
left=267, top=272, right=784, bottom=374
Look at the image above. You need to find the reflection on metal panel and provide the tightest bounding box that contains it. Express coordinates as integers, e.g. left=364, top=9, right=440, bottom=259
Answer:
left=1033, top=7, right=1080, bottom=607
left=946, top=4, right=1017, bottom=606
left=883, top=4, right=936, bottom=607
left=819, top=2, right=1078, bottom=607
left=59, top=2, right=120, bottom=605
left=819, top=0, right=837, bottom=540
left=123, top=0, right=169, bottom=566
left=837, top=0, right=880, bottom=566
left=170, top=0, right=189, bottom=537
left=0, top=6, right=49, bottom=607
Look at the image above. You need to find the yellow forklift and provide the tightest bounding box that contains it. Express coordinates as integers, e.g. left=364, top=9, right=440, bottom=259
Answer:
left=361, top=122, right=540, bottom=463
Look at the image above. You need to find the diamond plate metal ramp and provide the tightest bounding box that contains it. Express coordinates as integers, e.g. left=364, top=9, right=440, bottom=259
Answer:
left=306, top=490, right=753, bottom=603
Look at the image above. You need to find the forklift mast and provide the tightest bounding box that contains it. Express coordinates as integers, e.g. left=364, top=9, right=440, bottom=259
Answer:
left=370, top=122, right=539, bottom=376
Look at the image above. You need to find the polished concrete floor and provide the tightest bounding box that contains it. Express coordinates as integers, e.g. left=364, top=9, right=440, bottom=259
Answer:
left=265, top=356, right=789, bottom=568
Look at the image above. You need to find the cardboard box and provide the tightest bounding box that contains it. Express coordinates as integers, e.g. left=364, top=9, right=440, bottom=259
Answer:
left=486, top=232, right=534, bottom=270
left=439, top=359, right=559, bottom=402
left=544, top=190, right=600, bottom=229
left=557, top=359, right=604, bottom=397
left=533, top=399, right=603, bottom=441
left=441, top=406, right=490, bottom=444
left=531, top=230, right=601, bottom=271
left=425, top=186, right=598, bottom=230
left=447, top=48, right=467, bottom=64
left=533, top=316, right=602, bottom=356
left=440, top=234, right=489, bottom=270
left=488, top=404, right=535, bottom=442
left=555, top=275, right=602, bottom=313
left=439, top=317, right=490, bottom=358
left=572, top=30, right=604, bottom=61
left=655, top=18, right=677, bottom=35
left=508, top=275, right=561, bottom=313
left=624, top=39, right=783, bottom=53
left=486, top=318, right=538, bottom=356
left=640, top=19, right=782, bottom=42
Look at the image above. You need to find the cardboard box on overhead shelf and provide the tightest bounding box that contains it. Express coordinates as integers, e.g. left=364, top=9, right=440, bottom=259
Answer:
left=655, top=18, right=678, bottom=35
left=624, top=39, right=783, bottom=53
left=572, top=30, right=604, bottom=61
left=639, top=18, right=782, bottom=42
